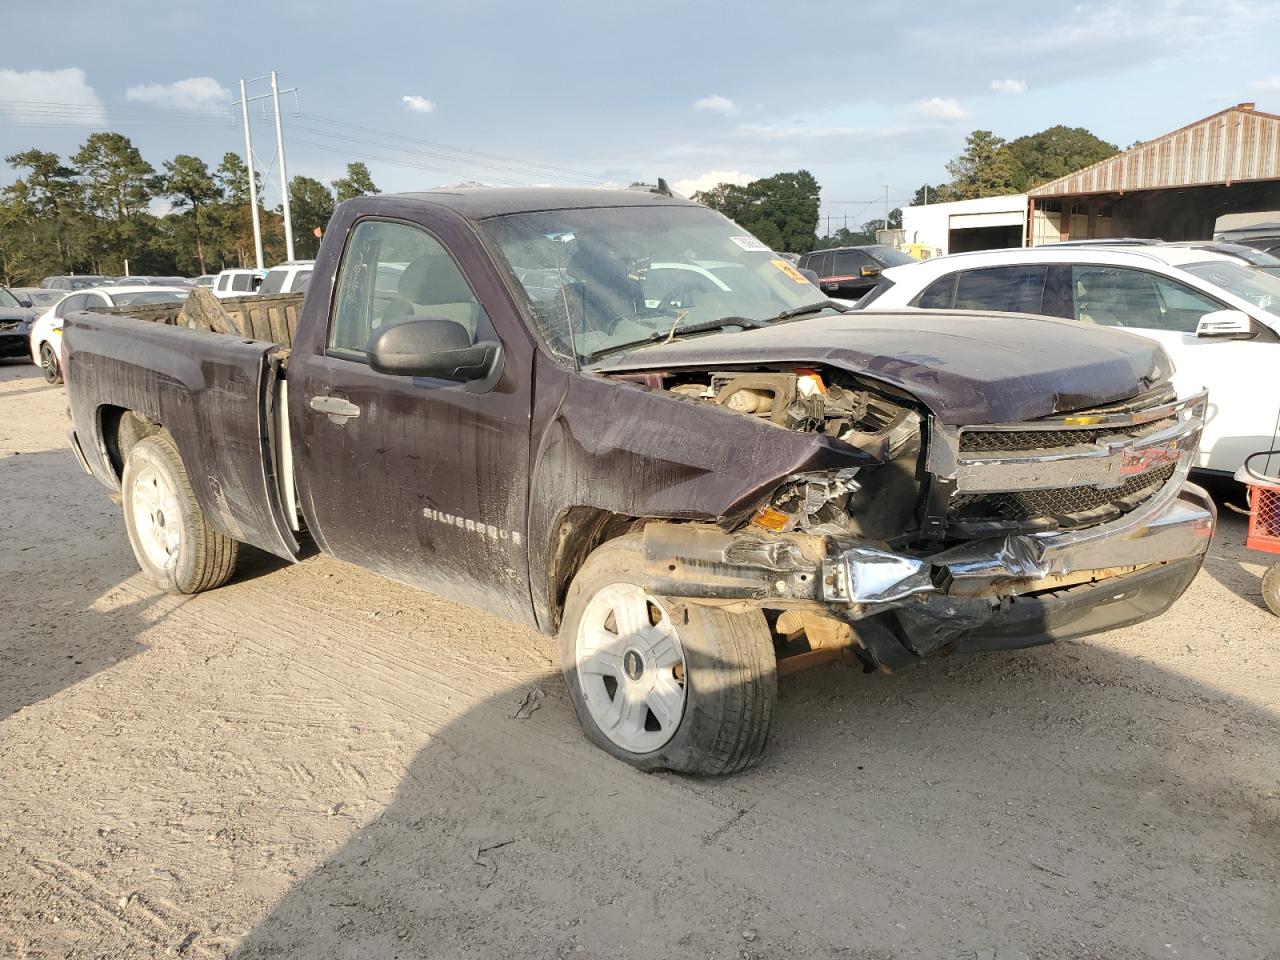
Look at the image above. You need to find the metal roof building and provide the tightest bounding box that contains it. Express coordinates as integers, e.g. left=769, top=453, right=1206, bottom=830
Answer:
left=1026, top=103, right=1280, bottom=244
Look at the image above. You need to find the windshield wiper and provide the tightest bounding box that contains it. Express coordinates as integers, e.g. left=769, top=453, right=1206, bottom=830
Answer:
left=765, top=300, right=851, bottom=323
left=586, top=315, right=768, bottom=362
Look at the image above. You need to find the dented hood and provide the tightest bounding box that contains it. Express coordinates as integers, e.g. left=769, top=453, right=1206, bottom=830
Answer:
left=590, top=309, right=1172, bottom=425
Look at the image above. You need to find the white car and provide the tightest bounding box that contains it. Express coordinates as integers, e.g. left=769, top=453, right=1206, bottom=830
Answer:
left=29, top=285, right=191, bottom=384
left=258, top=260, right=315, bottom=296
left=865, top=243, right=1280, bottom=476
left=211, top=268, right=266, bottom=299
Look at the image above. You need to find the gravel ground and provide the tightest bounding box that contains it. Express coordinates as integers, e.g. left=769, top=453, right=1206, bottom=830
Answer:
left=1, top=357, right=1277, bottom=960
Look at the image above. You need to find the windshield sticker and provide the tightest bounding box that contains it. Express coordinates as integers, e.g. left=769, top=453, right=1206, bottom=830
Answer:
left=771, top=259, right=813, bottom=284
left=730, top=235, right=771, bottom=252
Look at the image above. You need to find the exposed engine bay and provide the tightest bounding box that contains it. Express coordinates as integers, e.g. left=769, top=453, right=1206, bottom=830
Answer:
left=604, top=364, right=1211, bottom=676
left=613, top=366, right=926, bottom=543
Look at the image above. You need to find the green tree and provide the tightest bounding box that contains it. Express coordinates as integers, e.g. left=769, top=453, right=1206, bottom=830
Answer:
left=1004, top=125, right=1119, bottom=191
left=331, top=161, right=380, bottom=203
left=2, top=149, right=89, bottom=278
left=911, top=183, right=950, bottom=205
left=163, top=154, right=219, bottom=274
left=72, top=133, right=156, bottom=220
left=288, top=175, right=336, bottom=258
left=944, top=130, right=1020, bottom=200
left=694, top=171, right=820, bottom=253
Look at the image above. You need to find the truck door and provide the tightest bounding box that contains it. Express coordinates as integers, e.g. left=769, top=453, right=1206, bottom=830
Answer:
left=291, top=214, right=535, bottom=626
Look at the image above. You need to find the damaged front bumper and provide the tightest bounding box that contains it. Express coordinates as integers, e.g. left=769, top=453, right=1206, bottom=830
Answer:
left=643, top=480, right=1216, bottom=668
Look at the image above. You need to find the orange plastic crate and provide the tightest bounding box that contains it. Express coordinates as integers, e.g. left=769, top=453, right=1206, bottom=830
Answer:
left=1246, top=482, right=1280, bottom=554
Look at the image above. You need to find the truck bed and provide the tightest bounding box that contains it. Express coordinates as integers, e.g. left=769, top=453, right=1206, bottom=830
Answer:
left=63, top=301, right=302, bottom=562
left=100, top=290, right=304, bottom=349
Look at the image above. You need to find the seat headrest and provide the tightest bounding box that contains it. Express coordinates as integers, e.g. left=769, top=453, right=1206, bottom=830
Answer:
left=398, top=255, right=475, bottom=305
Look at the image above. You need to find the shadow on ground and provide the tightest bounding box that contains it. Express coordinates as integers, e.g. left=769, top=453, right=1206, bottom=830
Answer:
left=226, top=599, right=1280, bottom=958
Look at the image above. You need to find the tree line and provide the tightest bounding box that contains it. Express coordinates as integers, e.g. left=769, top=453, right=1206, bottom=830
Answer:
left=697, top=124, right=1117, bottom=253
left=0, top=131, right=382, bottom=285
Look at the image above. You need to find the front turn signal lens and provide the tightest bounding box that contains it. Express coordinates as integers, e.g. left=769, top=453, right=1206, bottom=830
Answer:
left=751, top=507, right=794, bottom=532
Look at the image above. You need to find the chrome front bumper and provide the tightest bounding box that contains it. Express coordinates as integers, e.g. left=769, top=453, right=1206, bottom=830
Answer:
left=824, top=481, right=1215, bottom=607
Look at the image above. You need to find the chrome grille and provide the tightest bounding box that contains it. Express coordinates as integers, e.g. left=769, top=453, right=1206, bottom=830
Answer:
left=959, top=417, right=1178, bottom=453
left=934, top=385, right=1205, bottom=537
left=950, top=464, right=1176, bottom=529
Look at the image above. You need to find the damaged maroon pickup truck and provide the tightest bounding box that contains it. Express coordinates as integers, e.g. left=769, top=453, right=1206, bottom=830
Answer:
left=63, top=188, right=1216, bottom=774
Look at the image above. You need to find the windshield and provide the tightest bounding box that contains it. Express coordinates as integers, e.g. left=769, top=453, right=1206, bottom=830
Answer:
left=865, top=246, right=915, bottom=268
left=480, top=205, right=825, bottom=362
left=1183, top=260, right=1280, bottom=314
left=112, top=291, right=190, bottom=306
left=0, top=288, right=18, bottom=308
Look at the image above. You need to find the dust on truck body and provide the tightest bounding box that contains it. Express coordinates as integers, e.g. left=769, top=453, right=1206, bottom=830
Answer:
left=62, top=188, right=1217, bottom=775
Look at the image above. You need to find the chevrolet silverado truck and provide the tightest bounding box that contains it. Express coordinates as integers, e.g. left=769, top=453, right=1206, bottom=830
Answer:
left=63, top=188, right=1216, bottom=775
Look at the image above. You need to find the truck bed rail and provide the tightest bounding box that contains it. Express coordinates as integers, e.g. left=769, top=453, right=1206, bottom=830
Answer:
left=100, top=290, right=303, bottom=348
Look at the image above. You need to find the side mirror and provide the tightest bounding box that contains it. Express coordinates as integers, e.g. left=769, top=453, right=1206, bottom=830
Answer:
left=1195, top=309, right=1253, bottom=339
left=798, top=268, right=820, bottom=285
left=17, top=295, right=32, bottom=308
left=367, top=316, right=504, bottom=389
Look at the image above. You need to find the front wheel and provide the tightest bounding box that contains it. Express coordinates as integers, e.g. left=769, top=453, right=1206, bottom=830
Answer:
left=39, top=341, right=61, bottom=384
left=559, top=535, right=777, bottom=775
left=121, top=432, right=240, bottom=594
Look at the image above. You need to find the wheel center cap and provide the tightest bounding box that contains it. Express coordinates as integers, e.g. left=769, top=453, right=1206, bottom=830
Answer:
left=622, top=648, right=645, bottom=682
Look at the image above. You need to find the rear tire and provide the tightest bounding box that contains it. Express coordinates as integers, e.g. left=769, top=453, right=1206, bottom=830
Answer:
left=39, top=342, right=61, bottom=384
left=1263, top=563, right=1280, bottom=618
left=559, top=535, right=777, bottom=775
left=121, top=432, right=239, bottom=594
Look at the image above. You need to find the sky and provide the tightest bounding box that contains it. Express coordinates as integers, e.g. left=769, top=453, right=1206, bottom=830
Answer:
left=2, top=0, right=1280, bottom=228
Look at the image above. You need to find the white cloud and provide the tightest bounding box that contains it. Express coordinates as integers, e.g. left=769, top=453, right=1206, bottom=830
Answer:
left=693, top=94, right=737, bottom=115
left=402, top=95, right=436, bottom=114
left=671, top=169, right=756, bottom=197
left=1251, top=76, right=1280, bottom=91
left=990, top=78, right=1028, bottom=94
left=910, top=96, right=968, bottom=120
left=125, top=77, right=231, bottom=111
left=0, top=67, right=106, bottom=126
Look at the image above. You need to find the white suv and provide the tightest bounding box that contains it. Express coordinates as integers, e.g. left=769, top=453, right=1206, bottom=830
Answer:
left=867, top=244, right=1280, bottom=476
left=258, top=260, right=314, bottom=296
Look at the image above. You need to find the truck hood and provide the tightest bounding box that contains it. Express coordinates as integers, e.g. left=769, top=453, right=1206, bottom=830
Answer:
left=590, top=309, right=1173, bottom=425
left=0, top=306, right=33, bottom=324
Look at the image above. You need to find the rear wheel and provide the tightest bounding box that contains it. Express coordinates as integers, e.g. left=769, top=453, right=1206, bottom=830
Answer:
left=1262, top=563, right=1280, bottom=618
left=39, top=342, right=61, bottom=384
left=121, top=433, right=239, bottom=594
left=559, top=535, right=777, bottom=775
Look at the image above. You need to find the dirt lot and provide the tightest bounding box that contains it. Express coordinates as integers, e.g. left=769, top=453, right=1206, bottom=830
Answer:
left=1, top=358, right=1277, bottom=960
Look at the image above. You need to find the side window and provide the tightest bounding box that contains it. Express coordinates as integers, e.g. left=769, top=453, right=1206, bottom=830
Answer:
left=215, top=274, right=228, bottom=292
left=832, top=250, right=871, bottom=277
left=259, top=270, right=286, bottom=295
left=1149, top=275, right=1225, bottom=333
left=913, top=273, right=957, bottom=309
left=231, top=273, right=254, bottom=292
left=57, top=294, right=86, bottom=317
left=329, top=219, right=491, bottom=362
left=1072, top=266, right=1166, bottom=328
left=954, top=265, right=1048, bottom=313
left=810, top=251, right=833, bottom=278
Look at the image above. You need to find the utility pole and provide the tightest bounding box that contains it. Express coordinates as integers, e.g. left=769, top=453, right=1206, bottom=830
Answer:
left=271, top=71, right=295, bottom=262
left=884, top=185, right=890, bottom=230
left=239, top=78, right=265, bottom=270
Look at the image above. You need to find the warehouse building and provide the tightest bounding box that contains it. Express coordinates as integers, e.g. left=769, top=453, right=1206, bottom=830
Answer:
left=901, top=103, right=1280, bottom=254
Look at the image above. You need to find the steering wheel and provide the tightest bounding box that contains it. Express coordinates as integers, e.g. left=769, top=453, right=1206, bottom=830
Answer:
left=660, top=283, right=704, bottom=311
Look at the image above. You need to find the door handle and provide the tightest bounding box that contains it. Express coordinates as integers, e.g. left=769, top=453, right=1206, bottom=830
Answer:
left=309, top=394, right=361, bottom=423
